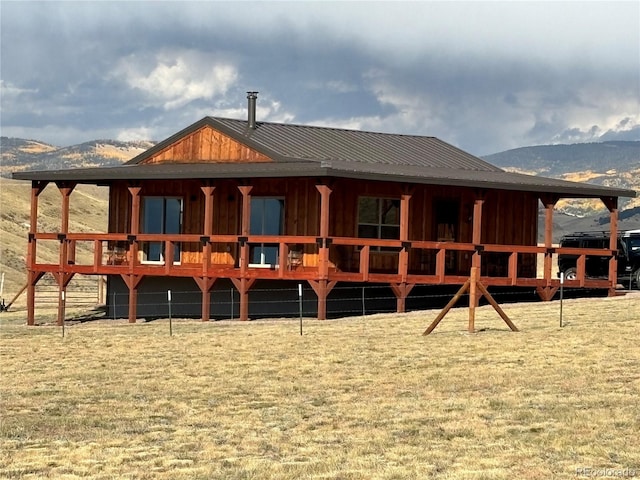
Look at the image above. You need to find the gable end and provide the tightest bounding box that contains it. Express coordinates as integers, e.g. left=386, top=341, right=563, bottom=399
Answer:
left=139, top=125, right=272, bottom=164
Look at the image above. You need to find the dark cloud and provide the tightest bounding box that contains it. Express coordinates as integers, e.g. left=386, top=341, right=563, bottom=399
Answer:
left=1, top=1, right=638, bottom=154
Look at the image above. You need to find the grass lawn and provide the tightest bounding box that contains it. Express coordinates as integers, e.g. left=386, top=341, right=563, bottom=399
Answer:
left=1, top=294, right=640, bottom=479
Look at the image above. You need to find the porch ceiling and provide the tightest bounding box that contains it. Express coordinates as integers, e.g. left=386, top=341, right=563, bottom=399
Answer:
left=12, top=159, right=636, bottom=199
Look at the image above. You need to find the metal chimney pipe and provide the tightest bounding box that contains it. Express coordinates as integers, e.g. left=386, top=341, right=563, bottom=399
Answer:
left=247, top=91, right=258, bottom=129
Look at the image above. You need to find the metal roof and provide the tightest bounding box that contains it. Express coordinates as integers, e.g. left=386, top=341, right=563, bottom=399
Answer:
left=13, top=116, right=637, bottom=199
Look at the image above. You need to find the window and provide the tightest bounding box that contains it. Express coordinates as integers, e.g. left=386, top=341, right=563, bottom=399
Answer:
left=141, top=197, right=182, bottom=263
left=250, top=197, right=284, bottom=266
left=358, top=197, right=400, bottom=250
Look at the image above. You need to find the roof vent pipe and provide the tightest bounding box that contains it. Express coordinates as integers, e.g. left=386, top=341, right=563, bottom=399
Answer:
left=247, top=91, right=258, bottom=129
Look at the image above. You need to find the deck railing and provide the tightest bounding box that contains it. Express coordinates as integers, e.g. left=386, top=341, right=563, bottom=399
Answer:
left=28, top=232, right=616, bottom=290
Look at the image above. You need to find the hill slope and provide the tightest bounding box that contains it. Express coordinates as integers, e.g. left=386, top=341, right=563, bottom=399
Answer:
left=1, top=137, right=155, bottom=177
left=484, top=141, right=640, bottom=215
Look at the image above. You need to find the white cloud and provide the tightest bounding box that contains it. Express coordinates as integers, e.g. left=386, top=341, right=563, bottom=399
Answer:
left=0, top=80, right=38, bottom=98
left=115, top=50, right=238, bottom=110
left=116, top=127, right=155, bottom=142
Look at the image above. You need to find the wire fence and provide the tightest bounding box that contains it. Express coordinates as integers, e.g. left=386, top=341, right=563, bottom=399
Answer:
left=104, top=282, right=621, bottom=321
left=6, top=274, right=105, bottom=311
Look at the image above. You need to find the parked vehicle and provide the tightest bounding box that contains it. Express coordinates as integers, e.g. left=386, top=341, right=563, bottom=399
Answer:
left=558, top=229, right=640, bottom=288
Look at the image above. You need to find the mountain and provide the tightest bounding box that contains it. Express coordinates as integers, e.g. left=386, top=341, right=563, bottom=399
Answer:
left=0, top=137, right=155, bottom=177
left=483, top=141, right=640, bottom=216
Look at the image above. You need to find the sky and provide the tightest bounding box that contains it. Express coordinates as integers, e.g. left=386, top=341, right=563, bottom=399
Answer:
left=1, top=1, right=639, bottom=156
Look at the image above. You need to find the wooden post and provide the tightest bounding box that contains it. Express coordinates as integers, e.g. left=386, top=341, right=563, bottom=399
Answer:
left=121, top=274, right=143, bottom=323
left=238, top=186, right=253, bottom=273
left=194, top=277, right=217, bottom=322
left=201, top=185, right=215, bottom=276
left=56, top=183, right=75, bottom=327
left=26, top=181, right=47, bottom=326
left=308, top=279, right=337, bottom=320
left=469, top=197, right=484, bottom=332
left=601, top=196, right=619, bottom=296
left=542, top=196, right=558, bottom=286
left=390, top=283, right=415, bottom=313
left=316, top=185, right=332, bottom=279
left=398, top=193, right=412, bottom=283
left=128, top=186, right=142, bottom=235
left=199, top=184, right=216, bottom=320
left=55, top=273, right=74, bottom=326
left=230, top=278, right=255, bottom=321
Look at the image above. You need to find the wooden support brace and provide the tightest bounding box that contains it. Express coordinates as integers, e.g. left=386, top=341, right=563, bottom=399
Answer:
left=194, top=277, right=217, bottom=322
left=476, top=281, right=519, bottom=332
left=308, top=279, right=337, bottom=320
left=53, top=272, right=75, bottom=326
left=230, top=277, right=256, bottom=321
left=536, top=286, right=559, bottom=302
left=121, top=274, right=144, bottom=323
left=390, top=282, right=415, bottom=313
left=423, top=280, right=470, bottom=335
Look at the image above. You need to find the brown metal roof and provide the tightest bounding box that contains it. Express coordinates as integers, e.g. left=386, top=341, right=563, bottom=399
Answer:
left=125, top=117, right=503, bottom=172
left=13, top=116, right=637, bottom=199
left=12, top=158, right=636, bottom=198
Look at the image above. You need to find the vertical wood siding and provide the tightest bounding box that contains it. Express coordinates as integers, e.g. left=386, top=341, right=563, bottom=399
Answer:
left=108, top=178, right=538, bottom=276
left=140, top=126, right=272, bottom=164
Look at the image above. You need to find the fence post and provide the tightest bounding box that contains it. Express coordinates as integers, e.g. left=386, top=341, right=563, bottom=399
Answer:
left=168, top=290, right=173, bottom=336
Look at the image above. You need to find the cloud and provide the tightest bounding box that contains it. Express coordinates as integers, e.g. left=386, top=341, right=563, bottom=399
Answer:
left=0, top=1, right=638, bottom=155
left=115, top=51, right=238, bottom=110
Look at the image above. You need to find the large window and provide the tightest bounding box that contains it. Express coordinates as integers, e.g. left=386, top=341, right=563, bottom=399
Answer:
left=358, top=197, right=400, bottom=249
left=141, top=197, right=182, bottom=263
left=250, top=197, right=285, bottom=266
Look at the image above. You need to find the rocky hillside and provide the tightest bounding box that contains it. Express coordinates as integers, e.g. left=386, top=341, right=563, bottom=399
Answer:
left=0, top=137, right=155, bottom=177
left=483, top=141, right=640, bottom=216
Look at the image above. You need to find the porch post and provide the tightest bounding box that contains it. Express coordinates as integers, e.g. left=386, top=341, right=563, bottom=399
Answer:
left=237, top=186, right=253, bottom=320
left=126, top=186, right=142, bottom=322
left=56, top=182, right=76, bottom=326
left=26, top=181, right=47, bottom=325
left=542, top=195, right=559, bottom=286
left=469, top=196, right=484, bottom=333
left=121, top=274, right=143, bottom=323
left=200, top=184, right=216, bottom=321
left=308, top=280, right=337, bottom=321
left=602, top=196, right=619, bottom=296
left=315, top=185, right=332, bottom=281
left=395, top=193, right=412, bottom=312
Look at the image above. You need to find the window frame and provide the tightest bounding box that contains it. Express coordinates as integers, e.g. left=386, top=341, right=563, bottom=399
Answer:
left=140, top=196, right=183, bottom=265
left=249, top=196, right=285, bottom=267
left=357, top=196, right=401, bottom=252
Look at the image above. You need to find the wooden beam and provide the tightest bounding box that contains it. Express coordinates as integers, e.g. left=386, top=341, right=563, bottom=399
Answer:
left=476, top=281, right=519, bottom=332
left=423, top=280, right=470, bottom=335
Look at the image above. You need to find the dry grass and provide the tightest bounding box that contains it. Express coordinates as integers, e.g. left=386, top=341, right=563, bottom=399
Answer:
left=1, top=294, right=640, bottom=479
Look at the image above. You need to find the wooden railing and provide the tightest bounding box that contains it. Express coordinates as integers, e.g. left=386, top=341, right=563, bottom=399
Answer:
left=28, top=232, right=616, bottom=289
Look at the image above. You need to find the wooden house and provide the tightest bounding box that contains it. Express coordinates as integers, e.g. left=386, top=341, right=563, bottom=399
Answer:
left=13, top=93, right=636, bottom=331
